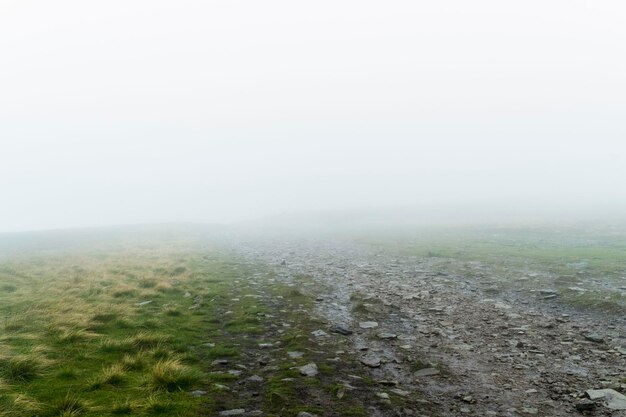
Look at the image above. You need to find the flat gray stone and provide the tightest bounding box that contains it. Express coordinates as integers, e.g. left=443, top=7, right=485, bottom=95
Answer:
left=360, top=355, right=381, bottom=367
left=390, top=388, right=410, bottom=397
left=377, top=332, right=397, bottom=339
left=584, top=333, right=605, bottom=343
left=219, top=410, right=245, bottom=416
left=415, top=367, right=440, bottom=377
left=359, top=321, right=378, bottom=329
left=299, top=362, right=318, bottom=377
left=311, top=329, right=328, bottom=337
left=586, top=389, right=626, bottom=410
left=330, top=324, right=353, bottom=335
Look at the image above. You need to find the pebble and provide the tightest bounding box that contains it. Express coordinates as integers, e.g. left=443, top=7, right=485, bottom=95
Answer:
left=311, top=329, right=328, bottom=337
left=359, top=321, right=379, bottom=329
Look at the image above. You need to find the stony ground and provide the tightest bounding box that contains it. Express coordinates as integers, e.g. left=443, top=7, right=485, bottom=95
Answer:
left=224, top=237, right=626, bottom=417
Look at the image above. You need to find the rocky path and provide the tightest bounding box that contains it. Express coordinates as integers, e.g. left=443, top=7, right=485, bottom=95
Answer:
left=227, top=238, right=626, bottom=417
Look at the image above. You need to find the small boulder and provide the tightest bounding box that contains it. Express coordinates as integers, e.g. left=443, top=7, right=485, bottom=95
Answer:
left=299, top=363, right=318, bottom=377
left=330, top=324, right=353, bottom=335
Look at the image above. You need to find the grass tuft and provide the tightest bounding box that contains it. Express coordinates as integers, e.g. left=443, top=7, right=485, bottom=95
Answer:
left=0, top=355, right=42, bottom=382
left=148, top=358, right=202, bottom=392
left=90, top=364, right=126, bottom=389
left=111, top=398, right=133, bottom=415
left=49, top=393, right=87, bottom=417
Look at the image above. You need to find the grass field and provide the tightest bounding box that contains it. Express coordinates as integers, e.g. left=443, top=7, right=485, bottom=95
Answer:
left=0, top=240, right=230, bottom=416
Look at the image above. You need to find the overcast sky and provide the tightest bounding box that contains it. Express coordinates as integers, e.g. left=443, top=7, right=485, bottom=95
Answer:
left=1, top=0, right=625, bottom=232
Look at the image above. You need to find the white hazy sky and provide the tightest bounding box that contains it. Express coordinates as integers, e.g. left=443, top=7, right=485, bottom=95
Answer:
left=1, top=0, right=625, bottom=232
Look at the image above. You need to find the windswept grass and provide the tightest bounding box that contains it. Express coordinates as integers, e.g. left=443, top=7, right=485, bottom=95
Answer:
left=148, top=358, right=202, bottom=392
left=0, top=355, right=43, bottom=382
left=0, top=242, right=237, bottom=417
left=48, top=393, right=88, bottom=417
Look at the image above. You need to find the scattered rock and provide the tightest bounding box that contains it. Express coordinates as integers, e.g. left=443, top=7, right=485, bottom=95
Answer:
left=190, top=390, right=207, bottom=397
left=584, top=333, right=605, bottom=344
left=219, top=410, right=245, bottom=416
left=330, top=324, right=353, bottom=335
left=246, top=375, right=264, bottom=383
left=296, top=412, right=317, bottom=417
left=390, top=388, right=410, bottom=397
left=585, top=389, right=626, bottom=410
left=287, top=351, right=304, bottom=359
left=359, top=321, right=379, bottom=329
left=311, top=329, right=328, bottom=337
left=299, top=363, right=318, bottom=377
left=360, top=355, right=381, bottom=368
left=415, top=368, right=440, bottom=377
left=377, top=332, right=397, bottom=339
left=575, top=399, right=596, bottom=411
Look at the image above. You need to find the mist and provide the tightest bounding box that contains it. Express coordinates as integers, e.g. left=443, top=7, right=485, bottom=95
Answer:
left=2, top=0, right=626, bottom=232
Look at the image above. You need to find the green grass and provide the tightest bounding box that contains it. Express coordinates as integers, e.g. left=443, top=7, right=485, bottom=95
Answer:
left=0, top=242, right=240, bottom=417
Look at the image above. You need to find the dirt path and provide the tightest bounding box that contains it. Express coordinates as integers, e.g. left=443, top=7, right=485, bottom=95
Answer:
left=228, top=238, right=626, bottom=417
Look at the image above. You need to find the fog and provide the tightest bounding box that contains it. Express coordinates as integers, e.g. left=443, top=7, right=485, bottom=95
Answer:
left=1, top=0, right=625, bottom=233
